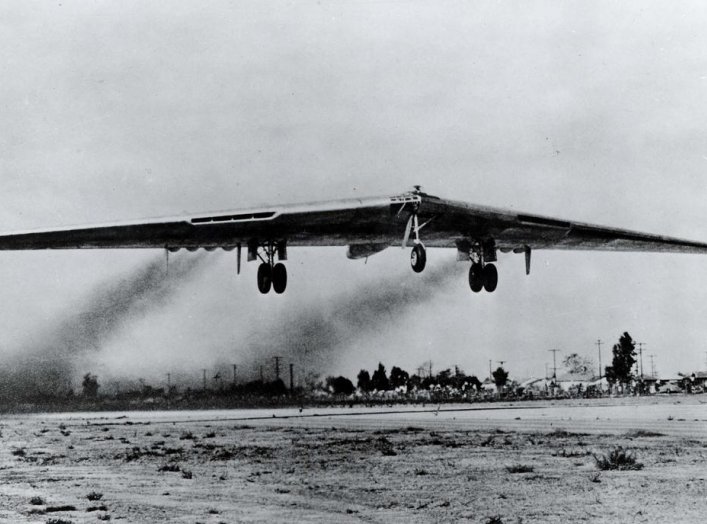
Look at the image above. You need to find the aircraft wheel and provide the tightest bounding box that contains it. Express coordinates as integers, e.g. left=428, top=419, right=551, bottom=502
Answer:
left=483, top=263, right=498, bottom=292
left=257, top=263, right=272, bottom=294
left=410, top=244, right=426, bottom=273
left=272, top=263, right=287, bottom=294
left=469, top=263, right=483, bottom=293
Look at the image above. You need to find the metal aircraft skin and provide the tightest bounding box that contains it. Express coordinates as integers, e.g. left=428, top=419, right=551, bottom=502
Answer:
left=1, top=186, right=706, bottom=294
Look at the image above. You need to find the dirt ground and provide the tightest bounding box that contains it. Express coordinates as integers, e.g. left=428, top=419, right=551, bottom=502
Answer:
left=0, top=398, right=705, bottom=523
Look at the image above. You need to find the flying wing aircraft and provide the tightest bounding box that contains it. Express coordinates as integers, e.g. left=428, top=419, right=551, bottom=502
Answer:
left=1, top=186, right=706, bottom=295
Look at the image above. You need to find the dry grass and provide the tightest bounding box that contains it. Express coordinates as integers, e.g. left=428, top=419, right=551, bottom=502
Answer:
left=593, top=447, right=644, bottom=470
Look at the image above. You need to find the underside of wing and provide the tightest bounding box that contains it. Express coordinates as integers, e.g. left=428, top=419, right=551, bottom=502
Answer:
left=418, top=196, right=707, bottom=255
left=0, top=196, right=402, bottom=250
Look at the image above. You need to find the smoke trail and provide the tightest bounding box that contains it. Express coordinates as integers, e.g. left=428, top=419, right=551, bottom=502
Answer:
left=237, top=257, right=466, bottom=380
left=0, top=252, right=208, bottom=401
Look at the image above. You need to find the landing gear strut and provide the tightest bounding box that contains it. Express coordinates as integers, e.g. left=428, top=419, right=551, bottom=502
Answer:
left=252, top=241, right=287, bottom=294
left=403, top=208, right=432, bottom=273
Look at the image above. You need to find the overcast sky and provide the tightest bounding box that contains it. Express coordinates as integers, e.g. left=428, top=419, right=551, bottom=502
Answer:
left=2, top=1, right=707, bottom=389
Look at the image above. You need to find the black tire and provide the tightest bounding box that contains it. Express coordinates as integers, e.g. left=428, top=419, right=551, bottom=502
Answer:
left=272, top=263, right=287, bottom=294
left=469, top=263, right=483, bottom=293
left=257, top=263, right=272, bottom=294
left=410, top=244, right=427, bottom=273
left=483, top=263, right=498, bottom=292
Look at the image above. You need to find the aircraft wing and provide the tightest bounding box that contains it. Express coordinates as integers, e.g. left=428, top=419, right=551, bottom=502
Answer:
left=1, top=188, right=706, bottom=294
left=418, top=195, right=707, bottom=254
left=0, top=190, right=705, bottom=254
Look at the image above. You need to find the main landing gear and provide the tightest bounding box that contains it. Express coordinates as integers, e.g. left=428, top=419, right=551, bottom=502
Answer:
left=468, top=262, right=497, bottom=293
left=252, top=241, right=287, bottom=294
left=465, top=239, right=498, bottom=293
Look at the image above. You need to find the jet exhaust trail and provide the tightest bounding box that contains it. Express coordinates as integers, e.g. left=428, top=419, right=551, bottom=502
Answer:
left=0, top=253, right=208, bottom=401
left=233, top=258, right=465, bottom=382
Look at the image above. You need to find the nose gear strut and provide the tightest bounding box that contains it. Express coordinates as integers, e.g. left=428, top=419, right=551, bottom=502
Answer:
left=402, top=206, right=434, bottom=273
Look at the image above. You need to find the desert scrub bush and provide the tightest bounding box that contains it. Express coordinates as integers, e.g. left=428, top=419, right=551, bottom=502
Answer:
left=553, top=448, right=590, bottom=458
left=181, top=469, right=193, bottom=479
left=505, top=464, right=534, bottom=473
left=593, top=447, right=644, bottom=470
left=158, top=463, right=181, bottom=472
left=45, top=519, right=74, bottom=524
left=86, top=492, right=103, bottom=501
left=375, top=437, right=397, bottom=456
left=30, top=496, right=45, bottom=505
left=625, top=430, right=665, bottom=438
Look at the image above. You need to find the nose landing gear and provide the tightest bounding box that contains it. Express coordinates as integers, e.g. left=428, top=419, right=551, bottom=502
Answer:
left=403, top=209, right=434, bottom=273
left=411, top=243, right=427, bottom=273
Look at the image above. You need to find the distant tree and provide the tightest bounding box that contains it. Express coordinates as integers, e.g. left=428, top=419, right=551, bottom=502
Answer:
left=408, top=374, right=423, bottom=391
left=466, top=375, right=482, bottom=391
left=435, top=368, right=453, bottom=387
left=82, top=373, right=99, bottom=398
left=371, top=363, right=389, bottom=391
left=563, top=353, right=594, bottom=375
left=326, top=376, right=355, bottom=396
left=357, top=369, right=372, bottom=392
left=605, top=332, right=636, bottom=386
left=389, top=366, right=409, bottom=390
left=492, top=367, right=509, bottom=391
left=450, top=366, right=476, bottom=390
left=263, top=378, right=288, bottom=396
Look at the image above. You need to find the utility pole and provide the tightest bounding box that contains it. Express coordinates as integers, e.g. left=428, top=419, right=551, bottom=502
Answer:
left=289, top=363, right=294, bottom=393
left=274, top=356, right=282, bottom=381
left=166, top=373, right=171, bottom=408
left=637, top=342, right=645, bottom=379
left=649, top=354, right=656, bottom=378
left=548, top=349, right=560, bottom=379
left=202, top=369, right=207, bottom=392
left=489, top=359, right=493, bottom=380
left=596, top=339, right=603, bottom=378
left=232, top=364, right=237, bottom=387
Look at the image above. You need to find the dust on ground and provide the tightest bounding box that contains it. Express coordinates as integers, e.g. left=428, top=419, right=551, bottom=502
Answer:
left=0, top=400, right=706, bottom=523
